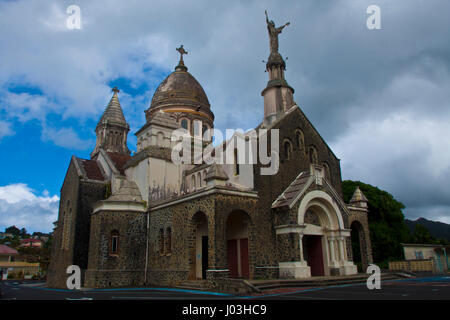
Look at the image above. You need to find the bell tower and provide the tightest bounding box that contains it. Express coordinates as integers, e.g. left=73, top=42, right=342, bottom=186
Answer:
left=262, top=11, right=296, bottom=126
left=91, top=87, right=130, bottom=159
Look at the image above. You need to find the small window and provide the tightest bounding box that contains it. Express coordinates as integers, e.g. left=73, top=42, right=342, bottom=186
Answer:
left=197, top=172, right=202, bottom=187
left=234, top=149, right=240, bottom=175
left=191, top=175, right=196, bottom=191
left=110, top=230, right=119, bottom=255
left=309, top=146, right=318, bottom=164
left=159, top=229, right=164, bottom=254
left=323, top=162, right=331, bottom=181
left=181, top=119, right=188, bottom=130
left=284, top=140, right=292, bottom=160
left=415, top=251, right=424, bottom=259
left=166, top=227, right=172, bottom=254
left=295, top=129, right=304, bottom=151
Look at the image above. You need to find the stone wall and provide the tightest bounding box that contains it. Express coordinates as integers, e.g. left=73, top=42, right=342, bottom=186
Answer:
left=47, top=160, right=79, bottom=288
left=147, top=190, right=258, bottom=285
left=84, top=210, right=147, bottom=288
left=348, top=206, right=373, bottom=271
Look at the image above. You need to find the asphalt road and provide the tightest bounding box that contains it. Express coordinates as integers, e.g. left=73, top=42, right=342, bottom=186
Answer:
left=1, top=276, right=450, bottom=300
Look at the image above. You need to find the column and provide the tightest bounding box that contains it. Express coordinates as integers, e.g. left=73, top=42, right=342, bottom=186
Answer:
left=299, top=234, right=304, bottom=262
left=328, top=237, right=336, bottom=264
left=338, top=237, right=346, bottom=262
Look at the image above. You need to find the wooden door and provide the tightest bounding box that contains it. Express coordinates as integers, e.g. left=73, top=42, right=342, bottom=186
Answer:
left=201, top=236, right=208, bottom=279
left=240, top=238, right=249, bottom=278
left=227, top=239, right=238, bottom=278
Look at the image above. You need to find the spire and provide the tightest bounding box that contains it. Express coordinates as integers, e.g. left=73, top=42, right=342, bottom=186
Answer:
left=98, top=87, right=127, bottom=126
left=175, top=45, right=188, bottom=72
left=350, top=186, right=369, bottom=208
left=91, top=87, right=130, bottom=159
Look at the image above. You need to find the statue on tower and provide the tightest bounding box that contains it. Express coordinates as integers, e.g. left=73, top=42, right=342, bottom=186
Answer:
left=265, top=10, right=290, bottom=54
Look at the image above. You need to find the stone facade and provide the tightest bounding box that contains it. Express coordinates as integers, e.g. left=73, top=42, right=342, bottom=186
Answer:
left=84, top=210, right=147, bottom=288
left=47, top=158, right=107, bottom=288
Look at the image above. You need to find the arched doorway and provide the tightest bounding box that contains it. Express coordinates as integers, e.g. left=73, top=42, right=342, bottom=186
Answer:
left=302, top=209, right=327, bottom=276
left=297, top=190, right=355, bottom=277
left=350, top=220, right=366, bottom=272
left=189, top=211, right=209, bottom=280
left=226, top=211, right=250, bottom=279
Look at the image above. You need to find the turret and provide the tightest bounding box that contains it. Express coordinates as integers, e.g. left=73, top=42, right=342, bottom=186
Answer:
left=91, top=87, right=130, bottom=159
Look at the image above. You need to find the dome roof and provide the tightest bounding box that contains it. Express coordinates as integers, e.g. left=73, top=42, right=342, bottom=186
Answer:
left=149, top=69, right=210, bottom=110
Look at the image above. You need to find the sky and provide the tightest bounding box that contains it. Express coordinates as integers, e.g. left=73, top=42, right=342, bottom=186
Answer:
left=0, top=0, right=449, bottom=233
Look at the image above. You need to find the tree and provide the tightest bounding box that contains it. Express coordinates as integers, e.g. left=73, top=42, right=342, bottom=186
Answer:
left=411, top=224, right=435, bottom=244
left=19, top=228, right=29, bottom=239
left=5, top=225, right=20, bottom=236
left=343, top=180, right=411, bottom=264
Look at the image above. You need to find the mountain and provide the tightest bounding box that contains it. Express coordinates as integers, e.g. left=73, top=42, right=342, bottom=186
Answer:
left=405, top=218, right=450, bottom=241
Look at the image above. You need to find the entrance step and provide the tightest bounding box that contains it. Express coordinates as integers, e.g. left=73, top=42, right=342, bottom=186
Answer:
left=175, top=280, right=211, bottom=291
left=249, top=273, right=401, bottom=292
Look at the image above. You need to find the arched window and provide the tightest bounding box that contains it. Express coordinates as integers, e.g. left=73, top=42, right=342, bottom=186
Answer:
left=157, top=132, right=164, bottom=147
left=295, top=129, right=305, bottom=151
left=159, top=229, right=164, bottom=254
left=62, top=207, right=72, bottom=251
left=283, top=140, right=293, bottom=160
left=197, top=172, right=202, bottom=187
left=191, top=175, right=196, bottom=191
left=180, top=119, right=188, bottom=130
left=234, top=149, right=240, bottom=175
left=110, top=230, right=119, bottom=255
left=309, top=146, right=318, bottom=164
left=166, top=227, right=172, bottom=254
left=323, top=162, right=331, bottom=181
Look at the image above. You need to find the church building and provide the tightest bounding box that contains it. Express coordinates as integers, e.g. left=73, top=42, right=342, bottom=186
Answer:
left=47, top=14, right=372, bottom=289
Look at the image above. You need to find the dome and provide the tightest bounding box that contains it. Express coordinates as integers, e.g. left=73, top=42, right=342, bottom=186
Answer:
left=149, top=69, right=211, bottom=111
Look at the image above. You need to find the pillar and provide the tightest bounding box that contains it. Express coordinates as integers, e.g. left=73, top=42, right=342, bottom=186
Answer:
left=328, top=237, right=336, bottom=263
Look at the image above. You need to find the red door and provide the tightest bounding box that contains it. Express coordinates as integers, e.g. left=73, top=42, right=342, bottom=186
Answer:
left=240, top=238, right=249, bottom=278
left=305, top=236, right=325, bottom=276
left=227, top=240, right=238, bottom=278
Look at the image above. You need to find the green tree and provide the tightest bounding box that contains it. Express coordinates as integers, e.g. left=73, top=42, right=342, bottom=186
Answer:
left=5, top=225, right=20, bottom=236
left=411, top=224, right=435, bottom=244
left=343, top=180, right=411, bottom=265
left=19, top=228, right=29, bottom=238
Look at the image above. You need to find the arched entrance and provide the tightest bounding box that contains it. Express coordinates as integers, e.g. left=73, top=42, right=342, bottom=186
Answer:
left=350, top=220, right=367, bottom=272
left=189, top=211, right=209, bottom=280
left=297, top=190, right=356, bottom=277
left=226, top=211, right=250, bottom=278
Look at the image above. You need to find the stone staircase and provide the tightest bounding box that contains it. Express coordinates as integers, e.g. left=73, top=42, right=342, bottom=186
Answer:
left=175, top=280, right=212, bottom=291
left=249, top=273, right=403, bottom=293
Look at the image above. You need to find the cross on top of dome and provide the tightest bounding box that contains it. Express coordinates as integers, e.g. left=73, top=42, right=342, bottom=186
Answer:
left=175, top=45, right=188, bottom=71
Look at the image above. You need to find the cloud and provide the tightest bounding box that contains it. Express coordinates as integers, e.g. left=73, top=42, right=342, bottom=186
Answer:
left=0, top=120, right=14, bottom=140
left=41, top=125, right=94, bottom=150
left=333, top=111, right=450, bottom=223
left=0, top=183, right=59, bottom=233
